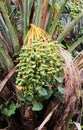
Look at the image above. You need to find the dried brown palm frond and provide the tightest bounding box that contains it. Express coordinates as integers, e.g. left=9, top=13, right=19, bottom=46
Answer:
left=74, top=51, right=83, bottom=86
left=58, top=47, right=81, bottom=103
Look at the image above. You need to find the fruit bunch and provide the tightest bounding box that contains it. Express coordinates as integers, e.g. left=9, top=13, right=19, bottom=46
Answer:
left=16, top=25, right=64, bottom=111
left=68, top=0, right=83, bottom=18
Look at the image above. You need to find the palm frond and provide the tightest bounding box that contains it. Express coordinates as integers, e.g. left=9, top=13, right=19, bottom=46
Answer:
left=0, top=13, right=13, bottom=53
left=24, top=0, right=28, bottom=37
left=49, top=0, right=67, bottom=35
left=35, top=0, right=43, bottom=27
left=68, top=36, right=83, bottom=52
left=0, top=47, right=14, bottom=71
left=40, top=0, right=49, bottom=30
left=57, top=12, right=83, bottom=43
left=0, top=1, right=20, bottom=54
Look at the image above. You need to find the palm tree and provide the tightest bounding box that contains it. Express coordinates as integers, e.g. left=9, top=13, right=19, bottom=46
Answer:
left=0, top=0, right=83, bottom=130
